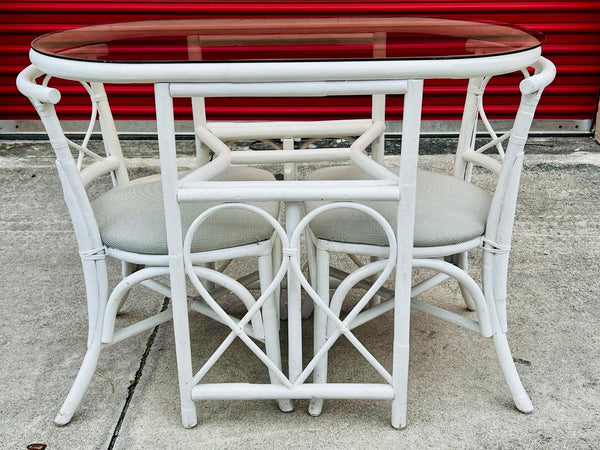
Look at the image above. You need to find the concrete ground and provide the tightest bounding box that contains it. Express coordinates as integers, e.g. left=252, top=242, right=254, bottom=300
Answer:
left=1, top=136, right=599, bottom=449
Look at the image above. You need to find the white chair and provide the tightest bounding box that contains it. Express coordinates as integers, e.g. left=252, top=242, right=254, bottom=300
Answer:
left=155, top=78, right=424, bottom=429
left=304, top=57, right=556, bottom=417
left=16, top=66, right=284, bottom=425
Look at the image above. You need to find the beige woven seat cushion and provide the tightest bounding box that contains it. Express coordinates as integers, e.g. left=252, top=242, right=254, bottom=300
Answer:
left=92, top=166, right=280, bottom=255
left=304, top=166, right=491, bottom=248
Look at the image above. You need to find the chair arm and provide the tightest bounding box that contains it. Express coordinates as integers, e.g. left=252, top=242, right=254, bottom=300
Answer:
left=519, top=57, right=557, bottom=95
left=16, top=65, right=61, bottom=104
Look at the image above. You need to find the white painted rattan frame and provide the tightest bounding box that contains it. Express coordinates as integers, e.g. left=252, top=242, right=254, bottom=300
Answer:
left=306, top=57, right=556, bottom=418
left=154, top=78, right=422, bottom=429
left=20, top=24, right=548, bottom=429
left=16, top=66, right=286, bottom=425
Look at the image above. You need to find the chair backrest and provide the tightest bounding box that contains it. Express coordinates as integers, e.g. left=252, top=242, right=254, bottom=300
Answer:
left=156, top=78, right=421, bottom=195
left=186, top=84, right=393, bottom=170
left=451, top=57, right=556, bottom=250
left=17, top=65, right=130, bottom=256
left=184, top=29, right=390, bottom=165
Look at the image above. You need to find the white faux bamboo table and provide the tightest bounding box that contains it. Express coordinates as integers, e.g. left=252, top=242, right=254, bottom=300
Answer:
left=26, top=17, right=547, bottom=428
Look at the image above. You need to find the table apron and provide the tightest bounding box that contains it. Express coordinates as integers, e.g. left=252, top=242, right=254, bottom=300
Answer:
left=30, top=47, right=541, bottom=84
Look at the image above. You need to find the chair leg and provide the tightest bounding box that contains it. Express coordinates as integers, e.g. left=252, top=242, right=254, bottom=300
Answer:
left=115, top=261, right=139, bottom=314
left=200, top=262, right=216, bottom=293
left=55, top=334, right=102, bottom=425
left=302, top=233, right=317, bottom=320
left=56, top=338, right=103, bottom=426
left=56, top=260, right=106, bottom=425
left=492, top=329, right=533, bottom=413
left=369, top=256, right=382, bottom=308
left=170, top=258, right=198, bottom=428
left=306, top=231, right=318, bottom=290
left=308, top=248, right=329, bottom=417
left=272, top=236, right=282, bottom=319
left=483, top=252, right=533, bottom=413
left=456, top=252, right=477, bottom=311
left=258, top=254, right=294, bottom=412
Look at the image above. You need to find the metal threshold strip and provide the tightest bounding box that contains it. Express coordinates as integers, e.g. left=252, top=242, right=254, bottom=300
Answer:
left=0, top=119, right=593, bottom=140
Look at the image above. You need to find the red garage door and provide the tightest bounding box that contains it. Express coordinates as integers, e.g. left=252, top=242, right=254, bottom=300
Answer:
left=1, top=1, right=599, bottom=133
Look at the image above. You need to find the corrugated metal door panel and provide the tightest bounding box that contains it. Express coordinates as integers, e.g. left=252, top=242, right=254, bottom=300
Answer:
left=1, top=1, right=599, bottom=125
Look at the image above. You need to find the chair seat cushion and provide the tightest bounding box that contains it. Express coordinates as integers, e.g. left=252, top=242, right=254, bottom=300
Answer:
left=304, top=166, right=491, bottom=248
left=92, top=166, right=280, bottom=255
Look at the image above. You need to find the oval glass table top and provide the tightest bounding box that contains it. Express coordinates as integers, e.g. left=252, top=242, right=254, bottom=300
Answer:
left=32, top=17, right=544, bottom=64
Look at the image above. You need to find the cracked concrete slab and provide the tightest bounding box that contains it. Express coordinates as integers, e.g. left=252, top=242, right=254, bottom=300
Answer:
left=0, top=166, right=165, bottom=449
left=1, top=137, right=599, bottom=449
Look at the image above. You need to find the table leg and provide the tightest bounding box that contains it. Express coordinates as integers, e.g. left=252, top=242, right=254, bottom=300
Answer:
left=391, top=79, right=423, bottom=429
left=286, top=200, right=303, bottom=384
left=155, top=83, right=198, bottom=428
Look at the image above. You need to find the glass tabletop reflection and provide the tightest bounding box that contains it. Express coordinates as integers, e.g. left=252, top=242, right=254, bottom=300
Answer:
left=31, top=17, right=544, bottom=64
